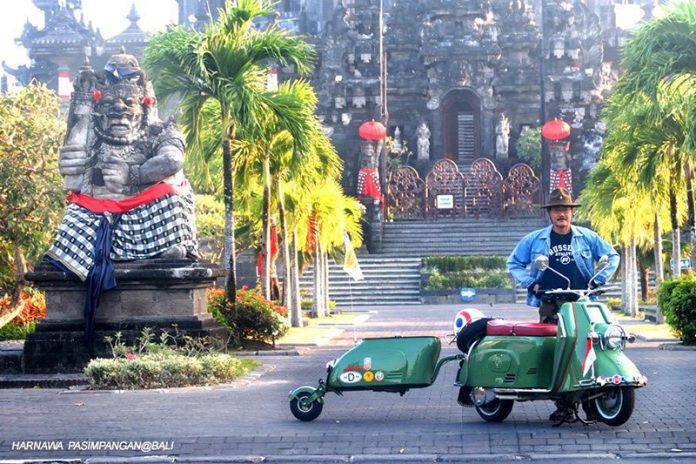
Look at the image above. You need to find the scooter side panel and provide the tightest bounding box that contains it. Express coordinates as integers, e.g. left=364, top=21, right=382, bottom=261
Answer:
left=328, top=336, right=441, bottom=389
left=558, top=302, right=645, bottom=391
left=464, top=336, right=556, bottom=388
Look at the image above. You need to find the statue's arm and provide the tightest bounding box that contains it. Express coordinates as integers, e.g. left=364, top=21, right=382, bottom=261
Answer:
left=132, top=139, right=185, bottom=186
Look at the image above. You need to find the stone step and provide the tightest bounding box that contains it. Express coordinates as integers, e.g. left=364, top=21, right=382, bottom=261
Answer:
left=329, top=288, right=421, bottom=297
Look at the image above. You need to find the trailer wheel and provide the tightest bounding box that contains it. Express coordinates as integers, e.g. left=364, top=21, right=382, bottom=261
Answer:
left=290, top=391, right=323, bottom=421
left=475, top=399, right=514, bottom=422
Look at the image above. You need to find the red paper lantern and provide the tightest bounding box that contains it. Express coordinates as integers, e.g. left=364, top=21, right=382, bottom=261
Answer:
left=541, top=118, right=571, bottom=141
left=358, top=120, right=387, bottom=141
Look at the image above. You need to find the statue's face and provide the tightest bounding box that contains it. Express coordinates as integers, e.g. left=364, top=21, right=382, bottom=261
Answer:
left=95, top=82, right=144, bottom=139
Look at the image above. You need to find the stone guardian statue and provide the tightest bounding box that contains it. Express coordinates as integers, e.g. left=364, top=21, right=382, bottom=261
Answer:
left=49, top=51, right=198, bottom=281
left=417, top=122, right=431, bottom=161
left=496, top=113, right=510, bottom=159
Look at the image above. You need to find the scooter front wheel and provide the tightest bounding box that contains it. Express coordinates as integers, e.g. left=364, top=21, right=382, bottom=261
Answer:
left=290, top=391, right=324, bottom=421
left=475, top=399, right=514, bottom=422
left=590, top=387, right=635, bottom=426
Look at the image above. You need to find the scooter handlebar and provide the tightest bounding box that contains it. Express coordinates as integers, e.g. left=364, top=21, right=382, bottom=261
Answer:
left=537, top=287, right=606, bottom=302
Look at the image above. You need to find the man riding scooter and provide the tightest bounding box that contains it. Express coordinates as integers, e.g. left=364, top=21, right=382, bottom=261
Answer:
left=507, top=188, right=620, bottom=421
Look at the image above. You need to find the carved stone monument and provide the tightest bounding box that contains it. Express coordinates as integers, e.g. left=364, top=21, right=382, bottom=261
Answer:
left=495, top=114, right=510, bottom=159
left=24, top=52, right=224, bottom=373
left=416, top=122, right=431, bottom=161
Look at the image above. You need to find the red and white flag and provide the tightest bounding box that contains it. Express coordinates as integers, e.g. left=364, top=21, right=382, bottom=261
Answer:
left=581, top=336, right=597, bottom=376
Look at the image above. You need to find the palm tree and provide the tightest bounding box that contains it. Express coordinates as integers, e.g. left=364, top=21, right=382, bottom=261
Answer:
left=307, top=179, right=364, bottom=317
left=613, top=2, right=696, bottom=274
left=142, top=0, right=314, bottom=303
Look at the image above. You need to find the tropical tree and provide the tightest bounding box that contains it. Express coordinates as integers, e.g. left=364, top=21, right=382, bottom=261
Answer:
left=233, top=114, right=346, bottom=325
left=515, top=126, right=541, bottom=172
left=306, top=179, right=364, bottom=318
left=0, top=84, right=65, bottom=304
left=142, top=0, right=315, bottom=304
left=613, top=1, right=696, bottom=273
left=578, top=158, right=657, bottom=316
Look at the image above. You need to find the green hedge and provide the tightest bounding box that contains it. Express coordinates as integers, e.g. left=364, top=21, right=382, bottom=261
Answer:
left=657, top=275, right=696, bottom=344
left=423, top=256, right=507, bottom=273
left=85, top=353, right=259, bottom=390
left=425, top=271, right=512, bottom=290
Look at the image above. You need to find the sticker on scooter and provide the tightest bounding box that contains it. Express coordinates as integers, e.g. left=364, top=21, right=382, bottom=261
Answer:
left=339, top=372, right=363, bottom=384
left=375, top=371, right=385, bottom=382
left=343, top=363, right=361, bottom=372
left=363, top=371, right=374, bottom=382
left=363, top=357, right=372, bottom=370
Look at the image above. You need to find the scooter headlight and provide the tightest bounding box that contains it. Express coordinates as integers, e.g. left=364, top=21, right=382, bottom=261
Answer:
left=603, top=324, right=626, bottom=350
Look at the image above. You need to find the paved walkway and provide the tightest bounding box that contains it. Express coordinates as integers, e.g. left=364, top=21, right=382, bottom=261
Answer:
left=1, top=304, right=696, bottom=463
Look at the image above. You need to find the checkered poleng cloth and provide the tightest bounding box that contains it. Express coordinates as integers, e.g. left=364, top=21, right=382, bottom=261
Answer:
left=46, top=192, right=199, bottom=281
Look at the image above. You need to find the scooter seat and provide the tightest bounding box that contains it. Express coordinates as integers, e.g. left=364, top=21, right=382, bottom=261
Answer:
left=513, top=322, right=557, bottom=337
left=486, top=320, right=515, bottom=336
left=486, top=320, right=558, bottom=337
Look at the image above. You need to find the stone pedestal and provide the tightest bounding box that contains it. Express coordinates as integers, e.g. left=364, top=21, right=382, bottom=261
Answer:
left=24, top=260, right=226, bottom=373
left=364, top=202, right=383, bottom=254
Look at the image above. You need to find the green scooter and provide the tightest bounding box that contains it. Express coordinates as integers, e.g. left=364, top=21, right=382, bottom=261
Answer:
left=289, top=255, right=647, bottom=426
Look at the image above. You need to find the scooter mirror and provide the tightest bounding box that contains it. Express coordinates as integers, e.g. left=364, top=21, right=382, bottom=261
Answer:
left=534, top=255, right=549, bottom=271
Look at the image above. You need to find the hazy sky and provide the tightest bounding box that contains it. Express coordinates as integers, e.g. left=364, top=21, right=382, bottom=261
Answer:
left=0, top=0, right=178, bottom=68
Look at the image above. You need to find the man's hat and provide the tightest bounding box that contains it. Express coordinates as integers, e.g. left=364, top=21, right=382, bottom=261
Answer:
left=543, top=188, right=581, bottom=208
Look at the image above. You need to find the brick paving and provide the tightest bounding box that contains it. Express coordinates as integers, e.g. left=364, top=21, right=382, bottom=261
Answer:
left=1, top=304, right=695, bottom=463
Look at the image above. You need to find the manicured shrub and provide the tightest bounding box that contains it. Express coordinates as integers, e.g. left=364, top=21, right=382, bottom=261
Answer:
left=84, top=352, right=258, bottom=389
left=606, top=298, right=622, bottom=310
left=84, top=329, right=260, bottom=389
left=423, top=256, right=507, bottom=273
left=657, top=275, right=696, bottom=344
left=208, top=287, right=289, bottom=347
left=424, top=271, right=513, bottom=290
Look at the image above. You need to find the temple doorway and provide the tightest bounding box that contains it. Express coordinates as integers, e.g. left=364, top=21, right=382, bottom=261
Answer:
left=442, top=89, right=481, bottom=167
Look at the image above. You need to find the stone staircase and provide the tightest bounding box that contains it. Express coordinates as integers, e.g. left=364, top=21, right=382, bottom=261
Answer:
left=299, top=255, right=422, bottom=308
left=380, top=218, right=548, bottom=257
left=300, top=217, right=548, bottom=308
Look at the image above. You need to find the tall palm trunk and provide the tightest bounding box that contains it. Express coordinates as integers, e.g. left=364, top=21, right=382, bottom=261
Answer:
left=621, top=245, right=629, bottom=312
left=312, top=239, right=320, bottom=318
left=322, top=249, right=330, bottom=314
left=670, top=186, right=681, bottom=278
left=222, top=137, right=237, bottom=304
left=654, top=211, right=664, bottom=284
left=261, top=153, right=272, bottom=299
left=627, top=239, right=638, bottom=317
left=291, top=230, right=303, bottom=327
left=276, top=178, right=291, bottom=307
left=685, top=161, right=696, bottom=274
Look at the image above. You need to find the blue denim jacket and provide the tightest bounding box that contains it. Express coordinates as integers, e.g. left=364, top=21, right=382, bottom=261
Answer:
left=507, top=225, right=620, bottom=307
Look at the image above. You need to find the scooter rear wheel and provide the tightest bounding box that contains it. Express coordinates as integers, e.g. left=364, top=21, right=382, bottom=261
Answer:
left=290, top=391, right=323, bottom=421
left=475, top=399, right=514, bottom=422
left=590, top=387, right=635, bottom=426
